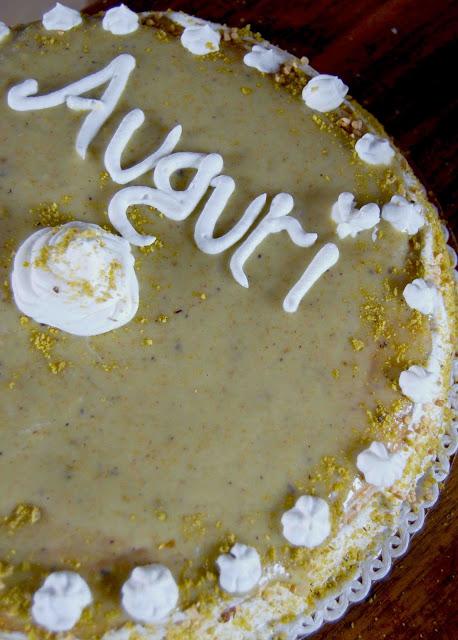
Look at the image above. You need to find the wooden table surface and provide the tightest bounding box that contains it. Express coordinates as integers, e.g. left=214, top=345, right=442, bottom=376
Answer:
left=86, top=2, right=458, bottom=638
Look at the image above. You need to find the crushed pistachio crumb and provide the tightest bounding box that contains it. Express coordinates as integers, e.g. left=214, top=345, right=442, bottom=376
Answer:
left=350, top=337, right=365, bottom=352
left=99, top=171, right=110, bottom=187
left=30, top=201, right=72, bottom=227
left=360, top=292, right=389, bottom=340
left=274, top=62, right=308, bottom=96
left=0, top=561, right=13, bottom=589
left=3, top=503, right=41, bottom=532
left=158, top=539, right=176, bottom=550
left=0, top=584, right=31, bottom=617
left=48, top=361, right=67, bottom=375
left=182, top=513, right=207, bottom=539
left=155, top=28, right=169, bottom=42
left=192, top=291, right=207, bottom=300
left=30, top=330, right=55, bottom=359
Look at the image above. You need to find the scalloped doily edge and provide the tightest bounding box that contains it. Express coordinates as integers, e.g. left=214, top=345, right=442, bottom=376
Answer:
left=292, top=236, right=457, bottom=638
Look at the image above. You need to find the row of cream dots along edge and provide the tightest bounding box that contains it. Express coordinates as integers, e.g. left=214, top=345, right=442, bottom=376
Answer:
left=2, top=3, right=444, bottom=633
left=1, top=2, right=392, bottom=162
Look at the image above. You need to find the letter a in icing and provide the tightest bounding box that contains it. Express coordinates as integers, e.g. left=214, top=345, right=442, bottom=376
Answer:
left=7, top=52, right=334, bottom=314
left=7, top=54, right=136, bottom=159
left=230, top=193, right=318, bottom=288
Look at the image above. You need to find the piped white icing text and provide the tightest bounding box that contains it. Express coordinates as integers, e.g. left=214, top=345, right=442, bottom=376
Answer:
left=283, top=243, right=339, bottom=312
left=230, top=193, right=318, bottom=288
left=8, top=54, right=136, bottom=159
left=108, top=153, right=224, bottom=243
left=194, top=176, right=267, bottom=255
left=7, top=54, right=346, bottom=314
left=105, top=108, right=183, bottom=184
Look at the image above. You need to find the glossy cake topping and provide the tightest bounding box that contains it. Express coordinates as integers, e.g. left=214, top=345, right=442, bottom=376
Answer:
left=0, top=4, right=455, bottom=639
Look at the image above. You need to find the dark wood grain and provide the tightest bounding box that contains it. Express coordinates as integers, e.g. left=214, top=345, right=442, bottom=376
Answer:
left=86, top=2, right=458, bottom=638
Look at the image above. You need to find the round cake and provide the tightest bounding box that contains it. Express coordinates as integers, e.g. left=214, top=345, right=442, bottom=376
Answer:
left=0, top=4, right=456, bottom=639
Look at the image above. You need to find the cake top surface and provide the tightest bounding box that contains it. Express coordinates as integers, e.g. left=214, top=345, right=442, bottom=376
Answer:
left=0, top=6, right=455, bottom=639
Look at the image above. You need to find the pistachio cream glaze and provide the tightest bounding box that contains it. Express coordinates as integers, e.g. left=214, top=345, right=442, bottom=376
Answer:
left=0, top=6, right=456, bottom=640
